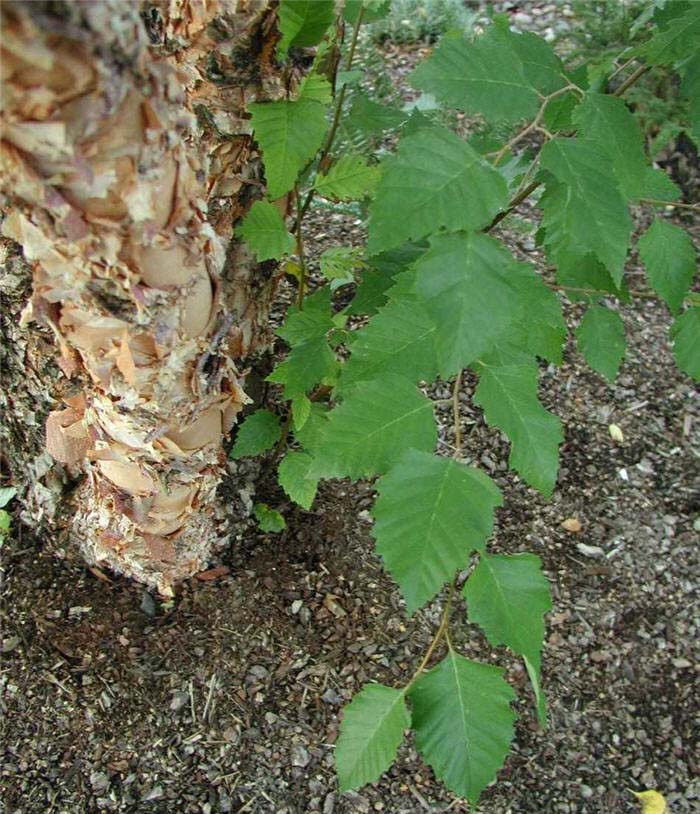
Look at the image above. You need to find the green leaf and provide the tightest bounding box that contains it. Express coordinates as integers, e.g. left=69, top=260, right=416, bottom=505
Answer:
left=319, top=247, right=365, bottom=285
left=539, top=139, right=632, bottom=285
left=464, top=553, right=552, bottom=725
left=574, top=93, right=648, bottom=201
left=315, top=155, right=381, bottom=201
left=372, top=450, right=501, bottom=613
left=671, top=307, right=700, bottom=381
left=230, top=410, right=281, bottom=459
left=343, top=0, right=391, bottom=25
left=254, top=503, right=286, bottom=533
left=413, top=232, right=529, bottom=376
left=641, top=4, right=700, bottom=65
left=291, top=394, right=311, bottom=430
left=278, top=451, right=318, bottom=510
left=506, top=271, right=567, bottom=365
left=308, top=375, right=436, bottom=480
left=638, top=219, right=697, bottom=313
left=235, top=200, right=295, bottom=261
left=278, top=0, right=335, bottom=56
left=681, top=53, right=700, bottom=145
left=0, top=509, right=10, bottom=535
left=555, top=252, right=628, bottom=302
left=339, top=294, right=439, bottom=392
left=576, top=306, right=626, bottom=382
left=367, top=125, right=508, bottom=255
left=474, top=361, right=563, bottom=496
left=408, top=651, right=516, bottom=802
left=0, top=487, right=17, bottom=509
left=277, top=288, right=335, bottom=346
left=293, top=402, right=329, bottom=449
left=410, top=24, right=563, bottom=123
left=268, top=337, right=338, bottom=399
left=335, top=683, right=409, bottom=792
left=641, top=166, right=682, bottom=202
left=249, top=78, right=330, bottom=199
left=346, top=93, right=407, bottom=138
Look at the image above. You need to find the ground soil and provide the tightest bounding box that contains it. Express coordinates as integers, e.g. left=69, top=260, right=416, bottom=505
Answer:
left=1, top=6, right=699, bottom=814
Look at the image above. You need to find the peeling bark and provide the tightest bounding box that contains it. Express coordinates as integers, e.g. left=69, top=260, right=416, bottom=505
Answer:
left=0, top=0, right=296, bottom=592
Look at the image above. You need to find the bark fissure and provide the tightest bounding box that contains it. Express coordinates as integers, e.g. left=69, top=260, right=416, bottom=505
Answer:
left=0, top=0, right=294, bottom=592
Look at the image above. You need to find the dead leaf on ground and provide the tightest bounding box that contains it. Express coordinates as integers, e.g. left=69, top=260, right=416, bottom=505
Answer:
left=561, top=517, right=582, bottom=533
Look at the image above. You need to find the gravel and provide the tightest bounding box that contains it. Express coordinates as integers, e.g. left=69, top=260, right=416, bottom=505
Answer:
left=2, top=3, right=699, bottom=813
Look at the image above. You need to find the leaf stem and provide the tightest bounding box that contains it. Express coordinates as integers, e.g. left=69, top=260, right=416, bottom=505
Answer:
left=404, top=580, right=456, bottom=692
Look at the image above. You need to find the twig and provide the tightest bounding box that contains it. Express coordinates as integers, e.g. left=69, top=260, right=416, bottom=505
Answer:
left=640, top=198, right=699, bottom=211
left=295, top=5, right=366, bottom=227
left=452, top=370, right=463, bottom=459
left=294, top=192, right=307, bottom=309
left=405, top=581, right=455, bottom=692
left=484, top=62, right=652, bottom=233
left=613, top=63, right=650, bottom=96
left=550, top=283, right=658, bottom=301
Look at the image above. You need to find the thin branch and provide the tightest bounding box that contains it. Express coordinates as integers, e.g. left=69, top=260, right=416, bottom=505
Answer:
left=404, top=580, right=456, bottom=692
left=549, top=283, right=658, bottom=300
left=613, top=63, right=650, bottom=96
left=640, top=198, right=700, bottom=211
left=294, top=4, right=365, bottom=227
left=452, top=370, right=463, bottom=459
left=484, top=62, right=653, bottom=233
left=490, top=85, right=579, bottom=167
left=294, top=192, right=307, bottom=308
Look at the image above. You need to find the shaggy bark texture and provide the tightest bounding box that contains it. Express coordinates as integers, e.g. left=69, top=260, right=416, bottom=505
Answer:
left=0, top=0, right=296, bottom=593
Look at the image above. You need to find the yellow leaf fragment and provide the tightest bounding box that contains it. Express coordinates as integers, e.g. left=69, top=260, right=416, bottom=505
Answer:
left=561, top=517, right=582, bottom=533
left=609, top=423, right=624, bottom=443
left=632, top=789, right=667, bottom=814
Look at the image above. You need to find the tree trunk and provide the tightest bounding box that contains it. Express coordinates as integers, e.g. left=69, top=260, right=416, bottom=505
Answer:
left=0, top=0, right=296, bottom=593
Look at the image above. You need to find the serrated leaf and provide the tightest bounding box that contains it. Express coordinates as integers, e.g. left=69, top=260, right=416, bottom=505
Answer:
left=319, top=247, right=365, bottom=285
left=335, top=684, right=409, bottom=791
left=681, top=52, right=700, bottom=145
left=408, top=651, right=516, bottom=802
left=278, top=0, right=335, bottom=56
left=343, top=0, right=391, bottom=25
left=277, top=288, right=335, bottom=346
left=474, top=361, right=563, bottom=496
left=506, top=270, right=567, bottom=364
left=555, top=252, right=628, bottom=302
left=372, top=450, right=501, bottom=613
left=0, top=487, right=17, bottom=509
left=413, top=232, right=529, bottom=376
left=339, top=294, right=439, bottom=392
left=464, top=553, right=552, bottom=725
left=671, top=307, right=700, bottom=381
left=308, top=375, right=436, bottom=480
left=367, top=125, right=508, bottom=255
left=293, top=402, right=329, bottom=449
left=638, top=219, right=697, bottom=312
left=268, top=337, right=338, bottom=399
left=576, top=306, right=626, bottom=382
left=539, top=139, right=632, bottom=286
left=641, top=4, right=700, bottom=65
left=315, top=155, right=381, bottom=201
left=230, top=410, right=281, bottom=459
left=410, top=24, right=554, bottom=123
left=254, top=502, right=286, bottom=533
left=574, top=93, right=648, bottom=201
left=249, top=78, right=330, bottom=199
left=291, top=394, right=311, bottom=430
left=346, top=92, right=407, bottom=138
left=235, top=200, right=295, bottom=261
left=278, top=451, right=318, bottom=510
left=641, top=166, right=682, bottom=201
